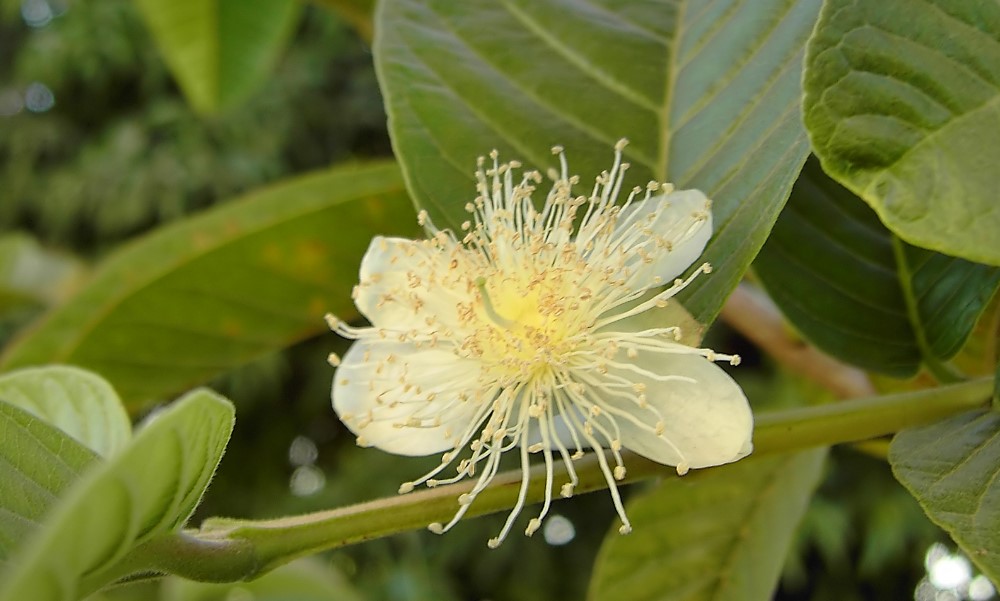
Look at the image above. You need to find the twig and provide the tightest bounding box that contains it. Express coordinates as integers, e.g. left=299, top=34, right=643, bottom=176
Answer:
left=720, top=283, right=876, bottom=399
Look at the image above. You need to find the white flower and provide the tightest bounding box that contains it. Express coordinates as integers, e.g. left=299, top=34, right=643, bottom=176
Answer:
left=326, top=140, right=753, bottom=547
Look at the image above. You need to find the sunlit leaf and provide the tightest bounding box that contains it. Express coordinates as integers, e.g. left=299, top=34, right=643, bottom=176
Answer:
left=890, top=410, right=1000, bottom=583
left=0, top=389, right=234, bottom=601
left=0, top=401, right=96, bottom=566
left=376, top=0, right=821, bottom=323
left=754, top=158, right=1000, bottom=377
left=804, top=0, right=1000, bottom=266
left=0, top=162, right=416, bottom=407
left=588, top=449, right=827, bottom=601
left=134, top=0, right=302, bottom=113
left=0, top=366, right=130, bottom=457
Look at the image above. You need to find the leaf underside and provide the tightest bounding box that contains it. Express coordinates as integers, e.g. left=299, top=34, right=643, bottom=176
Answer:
left=755, top=158, right=1000, bottom=377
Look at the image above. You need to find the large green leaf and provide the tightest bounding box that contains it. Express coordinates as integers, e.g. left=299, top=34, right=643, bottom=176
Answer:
left=754, top=158, right=1000, bottom=378
left=0, top=162, right=416, bottom=407
left=375, top=0, right=821, bottom=323
left=0, top=366, right=131, bottom=457
left=0, top=401, right=96, bottom=566
left=134, top=0, right=302, bottom=114
left=588, top=449, right=827, bottom=601
left=890, top=410, right=1000, bottom=584
left=0, top=389, right=235, bottom=601
left=803, top=0, right=1000, bottom=266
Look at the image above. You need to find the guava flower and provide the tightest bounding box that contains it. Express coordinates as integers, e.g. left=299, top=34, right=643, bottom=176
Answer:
left=326, top=140, right=752, bottom=547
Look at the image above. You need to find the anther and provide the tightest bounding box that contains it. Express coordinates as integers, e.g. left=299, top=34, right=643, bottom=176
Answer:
left=525, top=518, right=542, bottom=536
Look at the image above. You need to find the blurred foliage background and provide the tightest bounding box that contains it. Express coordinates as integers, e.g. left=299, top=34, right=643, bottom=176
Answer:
left=0, top=1, right=978, bottom=599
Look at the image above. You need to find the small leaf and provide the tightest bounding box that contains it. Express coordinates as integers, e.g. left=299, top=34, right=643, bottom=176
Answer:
left=134, top=0, right=302, bottom=113
left=375, top=0, right=822, bottom=323
left=0, top=366, right=131, bottom=457
left=588, top=448, right=827, bottom=601
left=0, top=162, right=416, bottom=407
left=0, top=401, right=97, bottom=566
left=890, top=410, right=1000, bottom=584
left=0, top=389, right=235, bottom=601
left=754, top=158, right=1000, bottom=377
left=803, top=0, right=1000, bottom=266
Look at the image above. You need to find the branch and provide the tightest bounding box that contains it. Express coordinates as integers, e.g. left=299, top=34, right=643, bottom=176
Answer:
left=720, top=283, right=876, bottom=398
left=153, top=377, right=992, bottom=582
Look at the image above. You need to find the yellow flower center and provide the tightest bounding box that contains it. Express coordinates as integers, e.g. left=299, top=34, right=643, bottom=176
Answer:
left=470, top=266, right=592, bottom=381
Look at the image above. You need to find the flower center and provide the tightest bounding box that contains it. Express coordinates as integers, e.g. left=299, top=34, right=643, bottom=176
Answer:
left=470, top=268, right=589, bottom=381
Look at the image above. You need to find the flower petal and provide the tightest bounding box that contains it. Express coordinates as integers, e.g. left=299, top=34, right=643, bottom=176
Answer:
left=355, top=236, right=474, bottom=332
left=598, top=350, right=752, bottom=469
left=616, top=189, right=713, bottom=285
left=332, top=339, right=485, bottom=456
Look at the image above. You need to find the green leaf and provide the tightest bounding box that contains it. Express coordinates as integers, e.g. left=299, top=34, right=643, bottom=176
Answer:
left=890, top=410, right=1000, bottom=584
left=134, top=0, right=302, bottom=114
left=588, top=448, right=827, bottom=601
left=0, top=162, right=416, bottom=407
left=803, top=0, right=1000, bottom=266
left=0, top=366, right=131, bottom=457
left=162, top=558, right=365, bottom=601
left=0, top=400, right=97, bottom=566
left=375, top=0, right=821, bottom=323
left=754, top=158, right=1000, bottom=378
left=0, top=389, right=235, bottom=601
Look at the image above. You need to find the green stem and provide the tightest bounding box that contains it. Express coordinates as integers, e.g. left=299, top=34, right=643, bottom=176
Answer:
left=157, top=377, right=993, bottom=582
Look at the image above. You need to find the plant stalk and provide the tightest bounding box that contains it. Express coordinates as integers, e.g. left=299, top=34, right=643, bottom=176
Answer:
left=156, top=377, right=993, bottom=581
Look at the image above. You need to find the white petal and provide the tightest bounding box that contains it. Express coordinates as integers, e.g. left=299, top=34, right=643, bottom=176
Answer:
left=332, top=339, right=485, bottom=456
left=616, top=189, right=713, bottom=285
left=354, top=236, right=473, bottom=331
left=599, top=351, right=752, bottom=469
